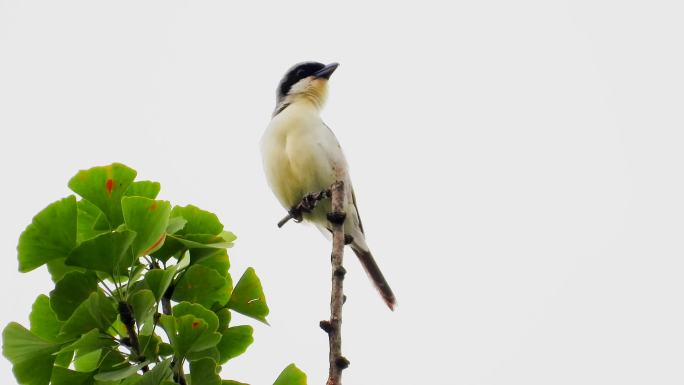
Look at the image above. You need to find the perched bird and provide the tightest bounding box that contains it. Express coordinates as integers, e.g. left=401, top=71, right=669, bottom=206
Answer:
left=260, top=61, right=396, bottom=310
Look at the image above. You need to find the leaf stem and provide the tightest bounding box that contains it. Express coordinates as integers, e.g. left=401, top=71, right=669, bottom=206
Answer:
left=98, top=278, right=117, bottom=299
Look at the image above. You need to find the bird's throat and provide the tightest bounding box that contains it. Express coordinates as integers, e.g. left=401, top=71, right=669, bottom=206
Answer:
left=292, top=79, right=328, bottom=109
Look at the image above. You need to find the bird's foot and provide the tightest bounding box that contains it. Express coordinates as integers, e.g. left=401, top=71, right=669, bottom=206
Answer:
left=300, top=192, right=320, bottom=213
left=301, top=189, right=330, bottom=212
left=288, top=207, right=303, bottom=223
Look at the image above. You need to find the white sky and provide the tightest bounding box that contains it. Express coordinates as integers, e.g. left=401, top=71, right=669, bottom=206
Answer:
left=1, top=1, right=683, bottom=384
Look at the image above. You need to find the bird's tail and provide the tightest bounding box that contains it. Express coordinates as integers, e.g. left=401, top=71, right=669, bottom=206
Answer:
left=350, top=243, right=396, bottom=311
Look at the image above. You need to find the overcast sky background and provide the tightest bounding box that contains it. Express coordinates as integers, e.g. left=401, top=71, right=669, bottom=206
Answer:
left=1, top=1, right=683, bottom=384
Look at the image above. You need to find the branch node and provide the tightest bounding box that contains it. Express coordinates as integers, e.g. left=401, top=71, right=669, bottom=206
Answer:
left=320, top=320, right=333, bottom=334
left=327, top=211, right=346, bottom=224
left=334, top=266, right=347, bottom=278
left=344, top=234, right=354, bottom=245
left=335, top=357, right=350, bottom=370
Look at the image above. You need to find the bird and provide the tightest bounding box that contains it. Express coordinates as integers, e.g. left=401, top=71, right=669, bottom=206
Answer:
left=260, top=61, right=396, bottom=310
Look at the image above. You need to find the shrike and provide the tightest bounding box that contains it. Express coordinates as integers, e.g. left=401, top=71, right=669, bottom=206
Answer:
left=260, top=62, right=396, bottom=310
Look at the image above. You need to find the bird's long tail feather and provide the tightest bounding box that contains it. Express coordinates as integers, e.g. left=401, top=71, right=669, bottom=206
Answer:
left=351, top=245, right=396, bottom=310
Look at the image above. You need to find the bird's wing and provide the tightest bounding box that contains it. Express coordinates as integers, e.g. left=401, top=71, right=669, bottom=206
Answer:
left=351, top=187, right=364, bottom=234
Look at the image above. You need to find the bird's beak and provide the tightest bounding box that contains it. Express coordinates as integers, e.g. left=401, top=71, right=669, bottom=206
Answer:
left=313, top=62, right=339, bottom=79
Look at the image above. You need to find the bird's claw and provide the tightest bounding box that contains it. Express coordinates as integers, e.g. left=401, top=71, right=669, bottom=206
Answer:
left=301, top=192, right=319, bottom=212
left=288, top=207, right=303, bottom=223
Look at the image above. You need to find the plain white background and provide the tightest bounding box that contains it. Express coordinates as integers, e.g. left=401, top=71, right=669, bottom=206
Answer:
left=1, top=1, right=683, bottom=384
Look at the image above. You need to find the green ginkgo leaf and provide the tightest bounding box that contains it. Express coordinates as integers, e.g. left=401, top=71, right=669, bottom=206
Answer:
left=173, top=265, right=231, bottom=308
left=18, top=196, right=78, bottom=272
left=219, top=231, right=237, bottom=243
left=273, top=364, right=307, bottom=385
left=191, top=248, right=231, bottom=277
left=68, top=163, right=137, bottom=227
left=29, top=298, right=74, bottom=366
left=173, top=302, right=219, bottom=331
left=186, top=346, right=220, bottom=362
left=46, top=257, right=84, bottom=283
left=55, top=328, right=115, bottom=356
left=159, top=302, right=221, bottom=359
left=149, top=237, right=185, bottom=262
left=65, top=230, right=137, bottom=276
left=165, top=216, right=187, bottom=235
left=29, top=295, right=63, bottom=342
left=122, top=197, right=171, bottom=257
left=216, top=308, right=232, bottom=333
left=136, top=358, right=172, bottom=385
left=159, top=314, right=221, bottom=359
left=94, top=361, right=149, bottom=382
left=216, top=326, right=253, bottom=364
left=73, top=349, right=100, bottom=373
left=2, top=322, right=60, bottom=385
left=129, top=289, right=157, bottom=328
left=144, top=267, right=177, bottom=302
left=76, top=199, right=107, bottom=243
left=171, top=205, right=223, bottom=235
left=190, top=358, right=221, bottom=385
left=49, top=271, right=99, bottom=321
left=59, top=291, right=117, bottom=339
left=97, top=349, right=127, bottom=372
left=50, top=367, right=94, bottom=385
left=227, top=268, right=269, bottom=324
left=124, top=180, right=161, bottom=199
left=137, top=334, right=162, bottom=362
left=168, top=234, right=234, bottom=250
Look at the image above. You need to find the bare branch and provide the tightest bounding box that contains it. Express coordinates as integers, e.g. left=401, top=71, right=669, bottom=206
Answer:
left=281, top=181, right=350, bottom=384
left=324, top=181, right=349, bottom=385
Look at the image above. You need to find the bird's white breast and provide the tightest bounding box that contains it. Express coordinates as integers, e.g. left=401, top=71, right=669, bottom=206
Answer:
left=260, top=102, right=348, bottom=211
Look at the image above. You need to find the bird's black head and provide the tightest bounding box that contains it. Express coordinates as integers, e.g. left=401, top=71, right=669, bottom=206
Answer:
left=276, top=61, right=339, bottom=104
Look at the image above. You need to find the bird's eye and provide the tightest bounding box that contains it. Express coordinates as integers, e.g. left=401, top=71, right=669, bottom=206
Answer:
left=296, top=69, right=307, bottom=78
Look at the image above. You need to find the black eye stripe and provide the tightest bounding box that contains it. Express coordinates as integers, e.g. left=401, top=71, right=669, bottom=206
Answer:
left=277, top=61, right=326, bottom=102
